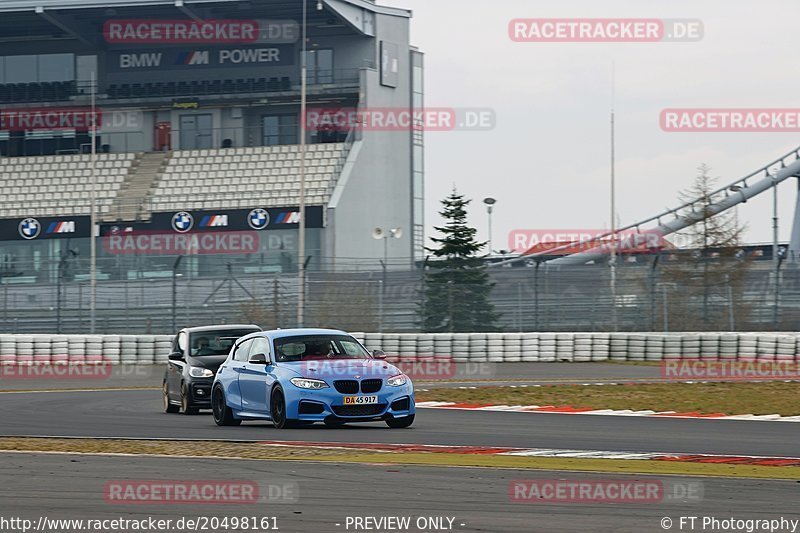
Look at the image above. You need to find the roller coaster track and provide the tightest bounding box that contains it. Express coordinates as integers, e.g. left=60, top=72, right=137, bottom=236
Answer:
left=492, top=145, right=800, bottom=267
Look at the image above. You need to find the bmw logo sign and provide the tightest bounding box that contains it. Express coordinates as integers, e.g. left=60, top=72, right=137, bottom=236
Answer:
left=171, top=211, right=194, bottom=233
left=18, top=218, right=41, bottom=240
left=247, top=208, right=269, bottom=230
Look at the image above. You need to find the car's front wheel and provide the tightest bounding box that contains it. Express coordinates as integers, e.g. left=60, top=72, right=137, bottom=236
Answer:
left=271, top=389, right=298, bottom=429
left=212, top=386, right=241, bottom=426
left=386, top=414, right=414, bottom=428
left=180, top=385, right=199, bottom=415
left=163, top=383, right=179, bottom=414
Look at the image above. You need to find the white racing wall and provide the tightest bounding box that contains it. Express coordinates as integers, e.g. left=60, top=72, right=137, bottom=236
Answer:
left=0, top=332, right=799, bottom=363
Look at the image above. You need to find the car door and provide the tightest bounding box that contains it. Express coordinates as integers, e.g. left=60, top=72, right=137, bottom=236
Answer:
left=166, top=331, right=188, bottom=401
left=239, top=337, right=275, bottom=415
left=218, top=338, right=251, bottom=411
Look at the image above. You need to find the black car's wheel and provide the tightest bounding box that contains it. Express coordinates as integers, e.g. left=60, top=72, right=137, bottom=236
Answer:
left=180, top=385, right=199, bottom=415
left=386, top=414, right=414, bottom=428
left=163, top=383, right=179, bottom=414
left=271, top=388, right=297, bottom=429
left=212, top=386, right=241, bottom=426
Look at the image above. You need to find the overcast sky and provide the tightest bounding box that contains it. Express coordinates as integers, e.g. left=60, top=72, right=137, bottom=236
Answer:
left=381, top=0, right=800, bottom=252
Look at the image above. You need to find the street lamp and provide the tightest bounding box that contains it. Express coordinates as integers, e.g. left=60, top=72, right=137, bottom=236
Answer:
left=373, top=227, right=402, bottom=331
left=483, top=197, right=496, bottom=255
left=297, top=0, right=309, bottom=328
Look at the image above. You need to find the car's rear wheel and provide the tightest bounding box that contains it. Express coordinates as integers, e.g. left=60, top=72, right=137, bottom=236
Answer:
left=386, top=414, right=414, bottom=428
left=271, top=389, right=297, bottom=429
left=212, top=386, right=241, bottom=426
left=180, top=385, right=199, bottom=415
left=163, top=383, right=179, bottom=414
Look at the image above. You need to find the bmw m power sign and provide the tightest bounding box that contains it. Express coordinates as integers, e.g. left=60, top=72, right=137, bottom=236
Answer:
left=107, top=45, right=294, bottom=72
left=0, top=216, right=90, bottom=241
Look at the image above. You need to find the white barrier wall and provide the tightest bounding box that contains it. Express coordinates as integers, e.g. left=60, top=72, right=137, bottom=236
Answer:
left=1, top=332, right=800, bottom=363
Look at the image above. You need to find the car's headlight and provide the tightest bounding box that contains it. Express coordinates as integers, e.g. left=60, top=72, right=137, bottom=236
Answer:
left=387, top=374, right=407, bottom=387
left=189, top=366, right=214, bottom=378
left=290, top=377, right=329, bottom=390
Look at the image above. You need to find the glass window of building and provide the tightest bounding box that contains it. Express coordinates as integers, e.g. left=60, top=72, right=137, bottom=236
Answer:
left=262, top=115, right=298, bottom=146
left=38, top=54, right=74, bottom=82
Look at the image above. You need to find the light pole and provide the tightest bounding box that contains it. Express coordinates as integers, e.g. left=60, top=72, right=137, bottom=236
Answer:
left=609, top=62, right=618, bottom=332
left=771, top=174, right=780, bottom=329
left=89, top=71, right=97, bottom=333
left=297, top=0, right=308, bottom=328
left=172, top=255, right=183, bottom=332
left=483, top=197, right=496, bottom=255
left=373, top=227, right=402, bottom=332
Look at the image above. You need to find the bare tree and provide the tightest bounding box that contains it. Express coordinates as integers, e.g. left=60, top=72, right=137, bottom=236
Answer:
left=658, top=164, right=751, bottom=330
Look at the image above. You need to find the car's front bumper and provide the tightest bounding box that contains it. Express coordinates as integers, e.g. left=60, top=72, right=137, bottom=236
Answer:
left=187, top=377, right=214, bottom=407
left=285, top=382, right=415, bottom=422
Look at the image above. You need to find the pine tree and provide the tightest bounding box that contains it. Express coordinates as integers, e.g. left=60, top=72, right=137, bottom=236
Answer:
left=420, top=189, right=499, bottom=332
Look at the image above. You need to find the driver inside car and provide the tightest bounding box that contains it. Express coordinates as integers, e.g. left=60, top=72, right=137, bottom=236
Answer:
left=193, top=337, right=215, bottom=356
left=304, top=341, right=334, bottom=358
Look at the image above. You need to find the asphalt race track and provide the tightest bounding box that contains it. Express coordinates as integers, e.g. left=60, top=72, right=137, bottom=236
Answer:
left=0, top=362, right=669, bottom=391
left=2, top=388, right=800, bottom=457
left=1, top=452, right=798, bottom=533
left=2, top=379, right=800, bottom=532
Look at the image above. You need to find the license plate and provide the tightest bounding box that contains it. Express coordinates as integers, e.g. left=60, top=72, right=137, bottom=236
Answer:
left=343, top=395, right=378, bottom=405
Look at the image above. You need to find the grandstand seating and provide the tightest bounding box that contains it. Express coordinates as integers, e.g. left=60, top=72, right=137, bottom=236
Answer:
left=150, top=142, right=350, bottom=211
left=0, top=81, right=76, bottom=103
left=0, top=153, right=135, bottom=217
left=107, top=77, right=293, bottom=100
left=0, top=142, right=349, bottom=220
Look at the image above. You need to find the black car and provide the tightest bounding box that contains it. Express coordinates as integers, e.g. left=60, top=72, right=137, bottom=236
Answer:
left=163, top=324, right=261, bottom=414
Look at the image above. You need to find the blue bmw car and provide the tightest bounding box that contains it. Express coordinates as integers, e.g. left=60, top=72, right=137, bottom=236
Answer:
left=211, top=328, right=415, bottom=429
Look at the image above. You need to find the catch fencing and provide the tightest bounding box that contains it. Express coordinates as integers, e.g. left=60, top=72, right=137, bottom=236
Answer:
left=1, top=258, right=799, bottom=334
left=2, top=331, right=800, bottom=364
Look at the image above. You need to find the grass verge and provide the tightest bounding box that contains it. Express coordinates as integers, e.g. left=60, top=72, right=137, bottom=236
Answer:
left=416, top=381, right=800, bottom=416
left=0, top=438, right=797, bottom=480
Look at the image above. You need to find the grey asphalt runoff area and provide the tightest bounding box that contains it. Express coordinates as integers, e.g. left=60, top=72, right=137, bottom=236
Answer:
left=2, top=389, right=799, bottom=457
left=0, top=362, right=666, bottom=391
left=1, top=453, right=797, bottom=533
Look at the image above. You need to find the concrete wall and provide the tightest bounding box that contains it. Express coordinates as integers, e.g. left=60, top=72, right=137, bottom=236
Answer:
left=328, top=13, right=413, bottom=267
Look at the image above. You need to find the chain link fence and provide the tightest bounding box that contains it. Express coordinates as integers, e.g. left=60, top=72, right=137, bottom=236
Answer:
left=0, top=255, right=797, bottom=334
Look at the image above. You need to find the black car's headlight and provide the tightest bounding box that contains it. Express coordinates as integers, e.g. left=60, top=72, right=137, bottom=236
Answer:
left=189, top=366, right=214, bottom=378
left=387, top=374, right=408, bottom=387
left=290, top=377, right=329, bottom=390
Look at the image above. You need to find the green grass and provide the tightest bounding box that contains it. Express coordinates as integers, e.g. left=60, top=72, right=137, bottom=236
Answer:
left=417, top=381, right=800, bottom=416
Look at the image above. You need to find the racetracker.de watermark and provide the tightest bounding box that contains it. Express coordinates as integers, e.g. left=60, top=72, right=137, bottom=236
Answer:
left=0, top=362, right=155, bottom=380
left=104, top=480, right=298, bottom=504
left=661, top=109, right=800, bottom=132
left=103, top=230, right=258, bottom=255
left=304, top=107, right=495, bottom=132
left=508, top=228, right=671, bottom=255
left=661, top=360, right=800, bottom=381
left=510, top=479, right=703, bottom=504
left=300, top=357, right=495, bottom=381
left=509, top=18, right=703, bottom=42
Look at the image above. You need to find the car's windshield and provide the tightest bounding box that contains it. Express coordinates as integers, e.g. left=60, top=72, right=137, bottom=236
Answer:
left=273, top=335, right=370, bottom=362
left=189, top=329, right=258, bottom=356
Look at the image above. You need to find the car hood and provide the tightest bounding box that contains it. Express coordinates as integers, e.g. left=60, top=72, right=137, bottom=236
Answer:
left=186, top=355, right=227, bottom=372
left=281, top=359, right=404, bottom=380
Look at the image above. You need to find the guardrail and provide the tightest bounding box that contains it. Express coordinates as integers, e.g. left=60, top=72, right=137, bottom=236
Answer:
left=1, top=332, right=799, bottom=364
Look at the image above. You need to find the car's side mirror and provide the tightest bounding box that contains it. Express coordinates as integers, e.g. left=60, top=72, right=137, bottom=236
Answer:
left=168, top=352, right=184, bottom=361
left=372, top=349, right=387, bottom=360
left=248, top=353, right=269, bottom=365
